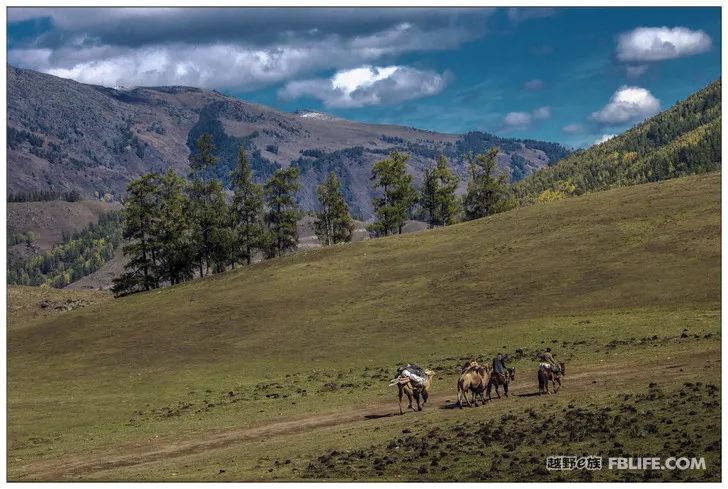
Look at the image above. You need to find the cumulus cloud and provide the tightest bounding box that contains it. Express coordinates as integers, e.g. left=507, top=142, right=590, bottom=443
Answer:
left=7, top=8, right=492, bottom=91
left=279, top=65, right=449, bottom=108
left=562, top=123, right=585, bottom=134
left=11, top=43, right=351, bottom=90
left=594, top=134, right=616, bottom=145
left=532, top=106, right=551, bottom=119
left=8, top=26, right=458, bottom=91
left=590, top=86, right=660, bottom=125
left=503, top=106, right=551, bottom=129
left=523, top=78, right=544, bottom=91
left=503, top=112, right=532, bottom=128
left=616, top=26, right=711, bottom=62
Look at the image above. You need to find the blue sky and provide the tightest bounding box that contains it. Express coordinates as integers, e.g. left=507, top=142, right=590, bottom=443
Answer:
left=7, top=7, right=721, bottom=147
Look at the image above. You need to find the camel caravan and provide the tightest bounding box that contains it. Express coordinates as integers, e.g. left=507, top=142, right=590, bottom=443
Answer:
left=390, top=348, right=565, bottom=413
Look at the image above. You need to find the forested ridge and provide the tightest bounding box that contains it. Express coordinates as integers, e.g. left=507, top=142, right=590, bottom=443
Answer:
left=7, top=212, right=123, bottom=288
left=515, top=79, right=721, bottom=203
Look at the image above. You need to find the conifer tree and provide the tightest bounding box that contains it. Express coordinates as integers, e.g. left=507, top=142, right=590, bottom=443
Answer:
left=370, top=151, right=417, bottom=236
left=315, top=171, right=354, bottom=245
left=187, top=133, right=229, bottom=275
left=463, top=148, right=515, bottom=220
left=208, top=211, right=235, bottom=273
left=421, top=154, right=460, bottom=228
left=231, top=146, right=266, bottom=265
left=112, top=173, right=161, bottom=295
left=155, top=169, right=195, bottom=284
left=265, top=167, right=301, bottom=257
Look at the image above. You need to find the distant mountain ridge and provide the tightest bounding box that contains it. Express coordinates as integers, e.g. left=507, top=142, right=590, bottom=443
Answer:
left=7, top=66, right=570, bottom=218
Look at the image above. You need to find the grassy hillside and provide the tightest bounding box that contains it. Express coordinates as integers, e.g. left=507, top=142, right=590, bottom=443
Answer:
left=7, top=286, right=111, bottom=329
left=8, top=172, right=720, bottom=481
left=515, top=79, right=721, bottom=202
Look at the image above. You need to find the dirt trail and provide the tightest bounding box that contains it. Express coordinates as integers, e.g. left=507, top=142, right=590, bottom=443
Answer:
left=11, top=351, right=717, bottom=480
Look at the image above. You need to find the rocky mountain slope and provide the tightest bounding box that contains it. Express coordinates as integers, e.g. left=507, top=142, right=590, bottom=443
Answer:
left=8, top=66, right=570, bottom=218
left=7, top=200, right=121, bottom=264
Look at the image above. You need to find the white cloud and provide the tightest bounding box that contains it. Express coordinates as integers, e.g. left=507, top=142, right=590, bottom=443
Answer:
left=532, top=106, right=551, bottom=120
left=590, top=86, right=660, bottom=125
left=594, top=134, right=616, bottom=145
left=504, top=111, right=532, bottom=127
left=279, top=65, right=449, bottom=108
left=625, top=65, right=648, bottom=77
left=616, top=27, right=711, bottom=62
left=331, top=66, right=398, bottom=94
left=503, top=106, right=551, bottom=129
left=7, top=10, right=489, bottom=92
left=562, top=123, right=585, bottom=134
left=12, top=43, right=332, bottom=90
left=523, top=78, right=545, bottom=91
left=9, top=22, right=462, bottom=92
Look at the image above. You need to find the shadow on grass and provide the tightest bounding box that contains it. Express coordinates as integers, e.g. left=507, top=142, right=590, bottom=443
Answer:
left=363, top=413, right=399, bottom=420
left=440, top=400, right=492, bottom=410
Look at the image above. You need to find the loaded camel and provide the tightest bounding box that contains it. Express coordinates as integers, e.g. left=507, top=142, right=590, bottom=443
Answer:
left=391, top=365, right=434, bottom=414
left=456, top=361, right=491, bottom=408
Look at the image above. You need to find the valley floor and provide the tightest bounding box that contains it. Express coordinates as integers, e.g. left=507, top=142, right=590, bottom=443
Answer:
left=7, top=173, right=722, bottom=481
left=9, top=331, right=721, bottom=481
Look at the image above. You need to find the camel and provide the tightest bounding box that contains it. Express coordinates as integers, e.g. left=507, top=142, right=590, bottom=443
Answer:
left=456, top=363, right=491, bottom=408
left=486, top=367, right=516, bottom=400
left=395, top=369, right=434, bottom=414
left=538, top=362, right=566, bottom=394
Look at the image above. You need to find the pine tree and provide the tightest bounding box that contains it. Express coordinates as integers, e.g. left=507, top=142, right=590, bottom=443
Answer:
left=208, top=210, right=235, bottom=274
left=463, top=148, right=515, bottom=220
left=155, top=169, right=195, bottom=285
left=370, top=151, right=418, bottom=236
left=421, top=167, right=438, bottom=228
left=187, top=133, right=230, bottom=275
left=231, top=146, right=266, bottom=265
left=315, top=171, right=354, bottom=245
left=112, top=173, right=161, bottom=295
left=265, top=167, right=301, bottom=257
left=421, top=154, right=460, bottom=228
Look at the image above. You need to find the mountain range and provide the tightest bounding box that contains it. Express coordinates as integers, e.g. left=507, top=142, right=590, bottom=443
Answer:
left=7, top=66, right=571, bottom=219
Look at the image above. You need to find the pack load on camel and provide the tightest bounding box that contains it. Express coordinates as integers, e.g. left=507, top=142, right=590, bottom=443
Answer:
left=461, top=360, right=480, bottom=373
left=389, top=364, right=429, bottom=387
left=390, top=364, right=435, bottom=414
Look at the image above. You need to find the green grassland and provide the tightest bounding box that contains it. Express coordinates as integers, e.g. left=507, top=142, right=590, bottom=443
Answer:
left=7, top=286, right=111, bottom=329
left=7, top=172, right=721, bottom=481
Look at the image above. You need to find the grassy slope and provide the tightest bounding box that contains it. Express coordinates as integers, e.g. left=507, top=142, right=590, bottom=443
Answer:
left=7, top=286, right=112, bottom=329
left=8, top=172, right=721, bottom=480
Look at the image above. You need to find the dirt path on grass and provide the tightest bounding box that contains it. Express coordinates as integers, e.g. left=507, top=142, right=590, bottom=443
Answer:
left=11, top=350, right=719, bottom=481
